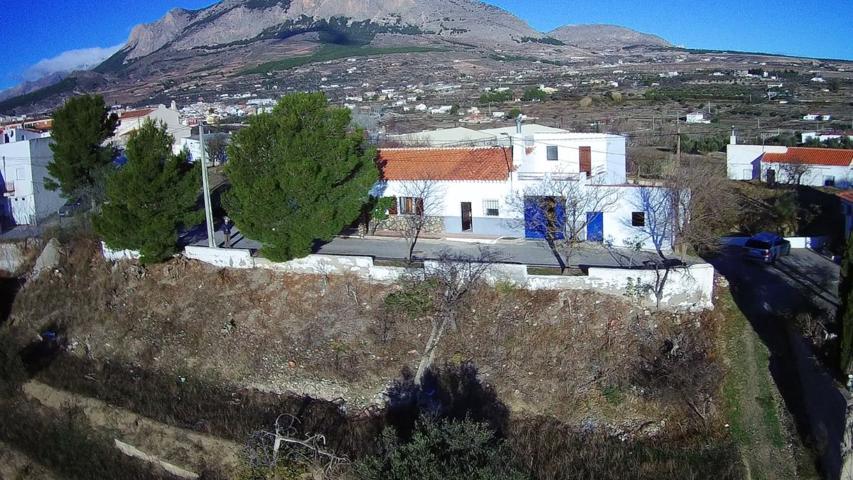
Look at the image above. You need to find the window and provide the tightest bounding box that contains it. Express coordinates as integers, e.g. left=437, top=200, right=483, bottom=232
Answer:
left=579, top=146, right=591, bottom=176
left=631, top=211, right=645, bottom=227
left=546, top=145, right=558, bottom=161
left=399, top=196, right=423, bottom=215
left=742, top=168, right=753, bottom=180
left=483, top=199, right=499, bottom=217
left=523, top=135, right=534, bottom=147
left=824, top=176, right=836, bottom=187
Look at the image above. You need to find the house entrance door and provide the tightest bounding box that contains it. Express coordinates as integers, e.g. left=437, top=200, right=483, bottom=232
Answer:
left=461, top=202, right=472, bottom=232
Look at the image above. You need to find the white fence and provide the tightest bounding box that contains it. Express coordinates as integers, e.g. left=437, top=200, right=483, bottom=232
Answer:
left=101, top=242, right=141, bottom=262
left=181, top=247, right=714, bottom=311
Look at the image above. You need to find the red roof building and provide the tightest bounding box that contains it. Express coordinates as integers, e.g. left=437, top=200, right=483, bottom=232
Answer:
left=377, top=147, right=512, bottom=181
left=762, top=147, right=853, bottom=167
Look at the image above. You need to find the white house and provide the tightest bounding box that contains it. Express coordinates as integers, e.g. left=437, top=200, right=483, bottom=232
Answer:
left=113, top=103, right=191, bottom=150
left=686, top=112, right=710, bottom=124
left=728, top=144, right=853, bottom=188
left=373, top=130, right=670, bottom=252
left=802, top=131, right=853, bottom=143
left=0, top=135, right=65, bottom=226
left=176, top=132, right=230, bottom=164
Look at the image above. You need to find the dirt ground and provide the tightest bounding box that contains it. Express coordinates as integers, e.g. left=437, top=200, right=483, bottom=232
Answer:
left=0, top=441, right=58, bottom=480
left=8, top=240, right=722, bottom=437
left=21, top=380, right=242, bottom=477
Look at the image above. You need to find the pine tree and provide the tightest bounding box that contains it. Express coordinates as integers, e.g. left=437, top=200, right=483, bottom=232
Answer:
left=47, top=95, right=118, bottom=206
left=839, top=234, right=853, bottom=373
left=224, top=92, right=378, bottom=261
left=94, top=120, right=201, bottom=264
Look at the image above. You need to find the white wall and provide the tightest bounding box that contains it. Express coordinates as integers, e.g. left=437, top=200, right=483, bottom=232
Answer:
left=101, top=242, right=141, bottom=261
left=511, top=133, right=626, bottom=185
left=0, top=138, right=64, bottom=225
left=726, top=144, right=787, bottom=180
left=596, top=185, right=673, bottom=252
left=762, top=161, right=852, bottom=188
left=376, top=180, right=518, bottom=236
left=185, top=249, right=714, bottom=311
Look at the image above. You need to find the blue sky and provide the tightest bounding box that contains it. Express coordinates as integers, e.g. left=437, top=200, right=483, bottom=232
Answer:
left=0, top=0, right=851, bottom=91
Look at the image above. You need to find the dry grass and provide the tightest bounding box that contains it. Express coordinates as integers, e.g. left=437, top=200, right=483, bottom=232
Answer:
left=10, top=240, right=720, bottom=436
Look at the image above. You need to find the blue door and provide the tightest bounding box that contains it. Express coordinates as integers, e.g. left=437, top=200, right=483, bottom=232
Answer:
left=586, top=212, right=604, bottom=242
left=524, top=196, right=566, bottom=239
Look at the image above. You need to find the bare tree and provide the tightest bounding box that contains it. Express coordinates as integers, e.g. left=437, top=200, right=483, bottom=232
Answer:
left=508, top=173, right=617, bottom=271
left=204, top=134, right=229, bottom=166
left=778, top=161, right=812, bottom=186
left=407, top=247, right=500, bottom=384
left=393, top=179, right=444, bottom=262
left=243, top=414, right=348, bottom=478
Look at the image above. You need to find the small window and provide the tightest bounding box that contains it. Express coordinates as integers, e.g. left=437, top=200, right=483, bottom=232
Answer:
left=824, top=176, right=836, bottom=187
left=483, top=199, right=499, bottom=217
left=546, top=145, right=558, bottom=161
left=631, top=212, right=645, bottom=227
left=399, top=196, right=423, bottom=215
left=742, top=168, right=752, bottom=180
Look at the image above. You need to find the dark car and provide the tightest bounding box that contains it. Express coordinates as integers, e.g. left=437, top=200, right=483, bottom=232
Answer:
left=743, top=232, right=791, bottom=264
left=58, top=198, right=83, bottom=217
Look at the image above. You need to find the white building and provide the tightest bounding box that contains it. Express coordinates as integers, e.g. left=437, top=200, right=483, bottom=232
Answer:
left=0, top=135, right=65, bottom=226
left=176, top=133, right=230, bottom=165
left=113, top=104, right=191, bottom=150
left=373, top=130, right=670, bottom=251
left=802, top=131, right=853, bottom=143
left=728, top=144, right=853, bottom=188
left=685, top=112, right=710, bottom=124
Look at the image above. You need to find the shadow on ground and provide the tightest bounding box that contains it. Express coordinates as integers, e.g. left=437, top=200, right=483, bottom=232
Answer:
left=708, top=248, right=846, bottom=478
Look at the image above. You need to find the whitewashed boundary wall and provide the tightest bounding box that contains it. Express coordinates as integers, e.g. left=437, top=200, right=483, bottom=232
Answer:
left=101, top=242, right=141, bottom=262
left=184, top=246, right=253, bottom=268
left=182, top=247, right=714, bottom=311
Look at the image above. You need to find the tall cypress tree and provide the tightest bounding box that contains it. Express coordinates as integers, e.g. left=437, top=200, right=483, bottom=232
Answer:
left=47, top=95, right=118, bottom=206
left=839, top=234, right=853, bottom=373
left=225, top=92, right=378, bottom=261
left=94, top=120, right=201, bottom=264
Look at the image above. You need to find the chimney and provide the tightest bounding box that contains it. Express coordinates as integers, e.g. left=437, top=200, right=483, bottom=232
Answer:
left=170, top=100, right=178, bottom=111
left=515, top=114, right=523, bottom=134
left=730, top=126, right=737, bottom=145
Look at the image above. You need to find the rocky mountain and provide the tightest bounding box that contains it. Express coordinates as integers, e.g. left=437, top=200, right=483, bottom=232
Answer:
left=114, top=0, right=543, bottom=65
left=0, top=72, right=68, bottom=103
left=548, top=24, right=672, bottom=50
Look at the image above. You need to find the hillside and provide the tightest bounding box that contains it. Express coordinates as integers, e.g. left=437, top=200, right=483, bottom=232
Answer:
left=548, top=24, right=672, bottom=50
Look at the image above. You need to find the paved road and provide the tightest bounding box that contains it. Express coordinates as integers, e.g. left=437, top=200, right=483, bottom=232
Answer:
left=709, top=248, right=845, bottom=478
left=191, top=227, right=702, bottom=268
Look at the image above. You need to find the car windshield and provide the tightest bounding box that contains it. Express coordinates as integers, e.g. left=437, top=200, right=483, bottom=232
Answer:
left=745, top=239, right=771, bottom=249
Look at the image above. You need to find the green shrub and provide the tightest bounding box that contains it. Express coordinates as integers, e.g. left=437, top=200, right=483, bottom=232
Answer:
left=355, top=418, right=530, bottom=480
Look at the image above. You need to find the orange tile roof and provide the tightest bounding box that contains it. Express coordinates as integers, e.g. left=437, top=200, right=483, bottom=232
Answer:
left=120, top=108, right=155, bottom=120
left=838, top=191, right=853, bottom=203
left=378, top=147, right=512, bottom=181
left=762, top=147, right=853, bottom=167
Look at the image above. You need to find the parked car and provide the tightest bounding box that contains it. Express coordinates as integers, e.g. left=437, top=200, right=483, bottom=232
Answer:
left=743, top=232, right=791, bottom=264
left=58, top=198, right=83, bottom=217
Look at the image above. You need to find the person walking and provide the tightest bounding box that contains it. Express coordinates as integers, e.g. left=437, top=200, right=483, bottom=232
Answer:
left=222, top=216, right=232, bottom=248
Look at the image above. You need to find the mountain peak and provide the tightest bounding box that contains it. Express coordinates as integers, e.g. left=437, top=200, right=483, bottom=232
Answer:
left=548, top=24, right=671, bottom=50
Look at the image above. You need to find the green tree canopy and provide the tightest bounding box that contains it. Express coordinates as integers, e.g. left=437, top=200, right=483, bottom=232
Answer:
left=94, top=120, right=201, bottom=264
left=47, top=94, right=118, bottom=205
left=355, top=418, right=529, bottom=480
left=224, top=92, right=378, bottom=261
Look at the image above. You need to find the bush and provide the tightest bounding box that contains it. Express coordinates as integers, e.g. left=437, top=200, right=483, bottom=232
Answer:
left=0, top=331, right=27, bottom=395
left=478, top=90, right=513, bottom=104
left=354, top=418, right=529, bottom=480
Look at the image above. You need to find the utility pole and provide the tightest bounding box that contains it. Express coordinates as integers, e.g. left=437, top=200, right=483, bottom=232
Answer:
left=199, top=123, right=216, bottom=248
left=676, top=117, right=682, bottom=167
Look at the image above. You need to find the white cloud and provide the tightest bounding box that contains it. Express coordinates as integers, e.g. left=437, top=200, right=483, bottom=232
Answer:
left=22, top=43, right=124, bottom=81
